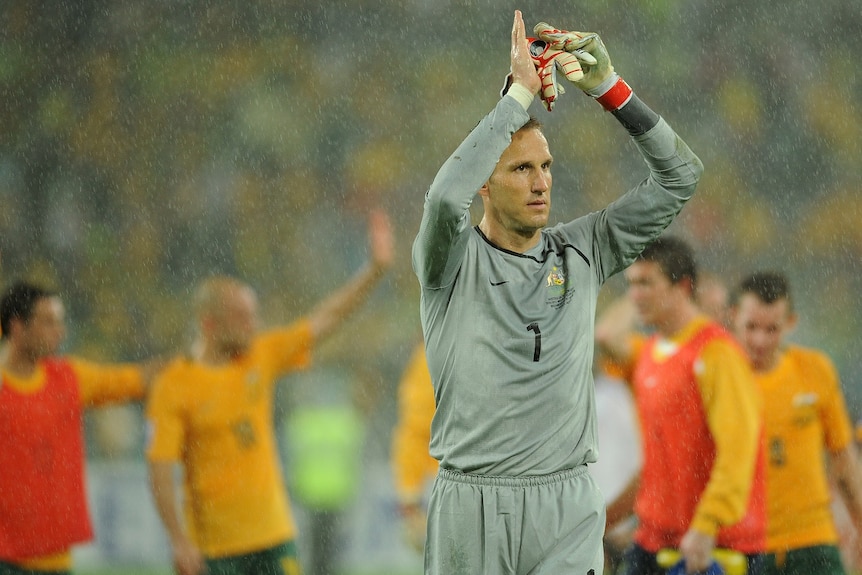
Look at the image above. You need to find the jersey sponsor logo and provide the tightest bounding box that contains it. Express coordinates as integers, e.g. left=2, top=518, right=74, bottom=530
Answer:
left=489, top=279, right=509, bottom=286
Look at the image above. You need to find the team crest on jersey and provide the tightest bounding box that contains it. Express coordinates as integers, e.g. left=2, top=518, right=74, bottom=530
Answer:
left=546, top=266, right=565, bottom=289
left=545, top=266, right=574, bottom=309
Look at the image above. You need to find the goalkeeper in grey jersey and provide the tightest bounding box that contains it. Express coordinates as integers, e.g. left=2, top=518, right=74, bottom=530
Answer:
left=412, top=11, right=703, bottom=575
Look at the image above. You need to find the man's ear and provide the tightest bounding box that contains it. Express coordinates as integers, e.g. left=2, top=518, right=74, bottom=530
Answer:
left=7, top=316, right=25, bottom=338
left=785, top=311, right=799, bottom=334
left=678, top=276, right=695, bottom=299
left=478, top=182, right=490, bottom=199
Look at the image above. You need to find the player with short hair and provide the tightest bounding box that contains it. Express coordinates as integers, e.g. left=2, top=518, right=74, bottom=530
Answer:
left=599, top=236, right=767, bottom=575
left=0, top=281, right=149, bottom=575
left=413, top=11, right=703, bottom=574
left=730, top=271, right=862, bottom=575
left=145, top=210, right=392, bottom=575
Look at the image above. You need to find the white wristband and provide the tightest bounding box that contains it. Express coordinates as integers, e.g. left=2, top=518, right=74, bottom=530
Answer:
left=506, top=83, right=535, bottom=111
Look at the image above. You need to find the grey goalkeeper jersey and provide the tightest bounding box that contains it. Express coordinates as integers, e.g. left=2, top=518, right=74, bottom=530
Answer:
left=413, top=95, right=702, bottom=477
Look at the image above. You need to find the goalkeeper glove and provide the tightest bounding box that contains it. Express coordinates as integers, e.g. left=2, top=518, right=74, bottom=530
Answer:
left=500, top=37, right=589, bottom=112
left=527, top=37, right=588, bottom=111
left=534, top=23, right=633, bottom=111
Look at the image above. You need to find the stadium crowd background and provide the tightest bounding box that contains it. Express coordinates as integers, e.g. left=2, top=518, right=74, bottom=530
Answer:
left=1, top=0, right=860, bottom=572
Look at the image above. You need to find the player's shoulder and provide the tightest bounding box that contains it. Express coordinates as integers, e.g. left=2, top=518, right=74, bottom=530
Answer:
left=784, top=344, right=836, bottom=376
left=698, top=321, right=749, bottom=360
left=152, top=354, right=201, bottom=387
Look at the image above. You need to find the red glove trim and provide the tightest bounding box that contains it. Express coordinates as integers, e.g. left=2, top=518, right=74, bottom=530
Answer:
left=596, top=77, right=633, bottom=111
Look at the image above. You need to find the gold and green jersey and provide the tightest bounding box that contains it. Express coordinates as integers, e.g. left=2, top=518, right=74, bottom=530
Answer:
left=758, top=345, right=852, bottom=551
left=145, top=322, right=312, bottom=558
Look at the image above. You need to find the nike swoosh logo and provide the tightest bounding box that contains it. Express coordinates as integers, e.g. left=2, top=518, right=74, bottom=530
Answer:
left=489, top=279, right=509, bottom=286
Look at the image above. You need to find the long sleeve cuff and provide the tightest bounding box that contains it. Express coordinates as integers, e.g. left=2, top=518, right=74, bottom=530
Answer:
left=506, top=82, right=535, bottom=111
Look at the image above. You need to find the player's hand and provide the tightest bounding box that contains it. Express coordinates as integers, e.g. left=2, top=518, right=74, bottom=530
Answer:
left=534, top=23, right=613, bottom=93
left=172, top=537, right=205, bottom=575
left=399, top=501, right=427, bottom=553
left=368, top=208, right=394, bottom=273
left=525, top=38, right=587, bottom=111
left=508, top=10, right=541, bottom=97
left=679, top=528, right=716, bottom=573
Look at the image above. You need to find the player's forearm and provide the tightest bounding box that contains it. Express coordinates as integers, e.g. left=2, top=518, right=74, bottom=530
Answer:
left=307, top=262, right=385, bottom=340
left=415, top=97, right=529, bottom=288
left=630, top=116, right=703, bottom=194
left=694, top=346, right=762, bottom=533
left=606, top=473, right=640, bottom=529
left=611, top=92, right=660, bottom=136
left=427, top=96, right=527, bottom=211
left=595, top=296, right=639, bottom=367
left=148, top=461, right=190, bottom=546
left=831, top=447, right=862, bottom=532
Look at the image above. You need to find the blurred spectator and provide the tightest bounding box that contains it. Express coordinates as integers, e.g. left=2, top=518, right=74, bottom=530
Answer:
left=284, top=367, right=366, bottom=575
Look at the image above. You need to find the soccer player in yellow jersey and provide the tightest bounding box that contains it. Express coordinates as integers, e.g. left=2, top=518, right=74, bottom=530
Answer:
left=730, top=271, right=862, bottom=575
left=145, top=210, right=393, bottom=575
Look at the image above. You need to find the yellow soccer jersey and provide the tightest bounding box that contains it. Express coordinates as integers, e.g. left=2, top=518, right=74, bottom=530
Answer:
left=391, top=343, right=438, bottom=504
left=758, top=345, right=852, bottom=551
left=145, top=321, right=313, bottom=558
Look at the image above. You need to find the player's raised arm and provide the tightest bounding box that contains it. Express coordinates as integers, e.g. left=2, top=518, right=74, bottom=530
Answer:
left=306, top=209, right=393, bottom=341
left=534, top=22, right=656, bottom=131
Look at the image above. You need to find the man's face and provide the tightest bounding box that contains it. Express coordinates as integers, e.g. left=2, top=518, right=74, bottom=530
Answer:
left=18, top=296, right=66, bottom=360
left=624, top=260, right=678, bottom=329
left=731, top=293, right=794, bottom=371
left=480, top=127, right=553, bottom=236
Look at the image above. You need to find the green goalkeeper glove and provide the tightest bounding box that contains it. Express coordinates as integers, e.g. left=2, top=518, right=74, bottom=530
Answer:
left=500, top=38, right=588, bottom=112
left=533, top=23, right=611, bottom=93
left=534, top=23, right=634, bottom=111
left=528, top=38, right=588, bottom=111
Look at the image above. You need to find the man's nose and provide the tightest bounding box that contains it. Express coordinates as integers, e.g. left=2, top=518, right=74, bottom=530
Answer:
left=534, top=171, right=550, bottom=191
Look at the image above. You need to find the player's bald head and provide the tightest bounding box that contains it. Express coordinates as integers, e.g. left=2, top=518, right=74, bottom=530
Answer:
left=193, top=276, right=251, bottom=319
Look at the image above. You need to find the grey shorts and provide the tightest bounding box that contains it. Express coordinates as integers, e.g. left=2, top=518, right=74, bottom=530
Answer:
left=424, top=465, right=605, bottom=575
